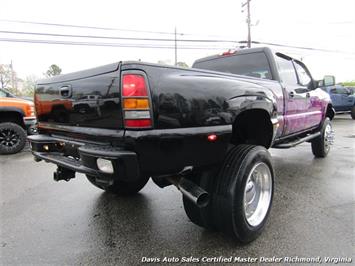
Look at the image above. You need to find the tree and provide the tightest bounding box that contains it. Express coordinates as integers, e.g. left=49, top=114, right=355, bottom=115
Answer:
left=45, top=64, right=62, bottom=77
left=341, top=80, right=355, bottom=87
left=176, top=62, right=189, bottom=68
left=0, top=64, right=12, bottom=89
left=22, top=75, right=38, bottom=97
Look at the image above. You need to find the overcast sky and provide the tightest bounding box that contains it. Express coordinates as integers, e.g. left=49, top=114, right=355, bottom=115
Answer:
left=0, top=0, right=354, bottom=82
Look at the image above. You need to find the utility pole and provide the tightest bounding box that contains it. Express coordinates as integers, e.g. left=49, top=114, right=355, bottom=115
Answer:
left=10, top=60, right=15, bottom=90
left=242, top=0, right=252, bottom=48
left=247, top=0, right=251, bottom=48
left=174, top=27, right=178, bottom=66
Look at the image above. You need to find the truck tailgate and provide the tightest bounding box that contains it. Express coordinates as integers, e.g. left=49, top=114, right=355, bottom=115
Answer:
left=35, top=63, right=123, bottom=129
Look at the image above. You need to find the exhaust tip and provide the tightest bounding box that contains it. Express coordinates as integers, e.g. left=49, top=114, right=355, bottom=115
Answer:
left=168, top=176, right=210, bottom=208
left=196, top=192, right=210, bottom=208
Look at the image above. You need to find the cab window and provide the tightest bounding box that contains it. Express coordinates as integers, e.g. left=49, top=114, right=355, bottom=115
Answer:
left=331, top=87, right=350, bottom=94
left=0, top=89, right=10, bottom=97
left=294, top=61, right=312, bottom=87
left=193, top=52, right=273, bottom=80
left=275, top=55, right=297, bottom=85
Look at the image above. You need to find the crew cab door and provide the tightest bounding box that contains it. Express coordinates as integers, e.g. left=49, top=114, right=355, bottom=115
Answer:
left=329, top=88, right=341, bottom=109
left=340, top=88, right=354, bottom=109
left=293, top=60, right=322, bottom=128
left=330, top=87, right=353, bottom=111
left=275, top=54, right=314, bottom=135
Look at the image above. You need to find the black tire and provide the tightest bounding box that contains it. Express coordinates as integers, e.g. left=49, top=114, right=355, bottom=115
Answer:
left=351, top=106, right=355, bottom=120
left=182, top=167, right=218, bottom=229
left=0, top=122, right=27, bottom=155
left=77, top=105, right=90, bottom=114
left=213, top=145, right=274, bottom=243
left=86, top=175, right=149, bottom=196
left=311, top=118, right=332, bottom=158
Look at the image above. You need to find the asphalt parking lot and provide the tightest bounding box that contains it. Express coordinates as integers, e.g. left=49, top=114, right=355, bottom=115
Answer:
left=0, top=115, right=354, bottom=265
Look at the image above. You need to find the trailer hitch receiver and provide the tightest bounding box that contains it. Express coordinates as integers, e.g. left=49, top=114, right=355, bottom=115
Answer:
left=53, top=167, right=75, bottom=182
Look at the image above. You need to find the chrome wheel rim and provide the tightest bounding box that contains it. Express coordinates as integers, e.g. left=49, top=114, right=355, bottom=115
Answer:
left=0, top=128, right=20, bottom=147
left=243, top=162, right=272, bottom=227
left=324, top=124, right=333, bottom=153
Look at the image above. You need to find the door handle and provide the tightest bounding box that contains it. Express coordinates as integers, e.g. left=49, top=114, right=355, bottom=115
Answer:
left=289, top=91, right=295, bottom=98
left=60, top=86, right=72, bottom=98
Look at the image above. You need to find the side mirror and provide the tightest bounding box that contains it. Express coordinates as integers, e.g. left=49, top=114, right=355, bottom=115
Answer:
left=323, top=75, right=335, bottom=86
left=315, top=80, right=324, bottom=88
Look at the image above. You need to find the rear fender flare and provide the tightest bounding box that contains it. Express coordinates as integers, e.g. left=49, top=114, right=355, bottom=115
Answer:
left=0, top=107, right=25, bottom=116
left=228, top=95, right=277, bottom=148
left=227, top=95, right=276, bottom=121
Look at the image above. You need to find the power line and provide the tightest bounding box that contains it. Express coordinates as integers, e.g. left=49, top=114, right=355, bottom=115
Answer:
left=2, top=19, right=352, bottom=55
left=0, top=19, right=183, bottom=36
left=0, top=37, right=233, bottom=50
left=249, top=41, right=355, bottom=55
left=2, top=30, right=353, bottom=55
left=0, top=29, right=353, bottom=55
left=0, top=18, right=245, bottom=40
left=0, top=30, right=238, bottom=43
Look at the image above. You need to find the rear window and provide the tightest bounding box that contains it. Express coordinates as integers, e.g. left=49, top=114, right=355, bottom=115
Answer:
left=193, top=52, right=272, bottom=80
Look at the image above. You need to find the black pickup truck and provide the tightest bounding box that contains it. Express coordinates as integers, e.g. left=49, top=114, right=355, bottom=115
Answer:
left=29, top=47, right=334, bottom=243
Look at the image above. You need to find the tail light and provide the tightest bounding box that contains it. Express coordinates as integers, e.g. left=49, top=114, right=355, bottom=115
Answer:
left=122, top=73, right=152, bottom=128
left=221, top=50, right=237, bottom=56
left=25, top=104, right=35, bottom=117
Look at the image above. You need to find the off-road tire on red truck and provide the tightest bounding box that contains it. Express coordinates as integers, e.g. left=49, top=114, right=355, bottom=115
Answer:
left=351, top=106, right=355, bottom=120
left=0, top=122, right=27, bottom=155
left=311, top=118, right=332, bottom=158
left=86, top=175, right=149, bottom=196
left=212, top=145, right=274, bottom=243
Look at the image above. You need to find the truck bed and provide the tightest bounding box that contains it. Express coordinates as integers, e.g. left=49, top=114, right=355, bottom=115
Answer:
left=35, top=61, right=282, bottom=134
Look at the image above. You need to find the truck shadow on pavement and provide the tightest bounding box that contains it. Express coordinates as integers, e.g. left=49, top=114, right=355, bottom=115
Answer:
left=84, top=134, right=353, bottom=264
left=84, top=152, right=327, bottom=262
